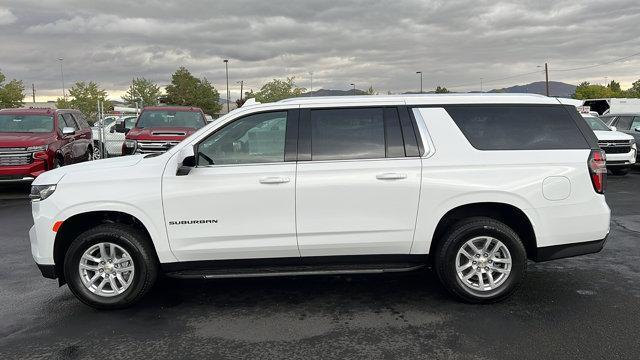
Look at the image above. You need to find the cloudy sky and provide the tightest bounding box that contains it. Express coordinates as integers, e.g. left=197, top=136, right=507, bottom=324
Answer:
left=1, top=0, right=640, bottom=101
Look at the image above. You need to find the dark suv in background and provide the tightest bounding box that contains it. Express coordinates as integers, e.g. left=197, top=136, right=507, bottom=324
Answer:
left=0, top=108, right=93, bottom=180
left=601, top=114, right=640, bottom=162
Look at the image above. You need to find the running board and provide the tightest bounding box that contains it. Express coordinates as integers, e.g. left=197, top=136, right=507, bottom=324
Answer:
left=166, top=263, right=426, bottom=280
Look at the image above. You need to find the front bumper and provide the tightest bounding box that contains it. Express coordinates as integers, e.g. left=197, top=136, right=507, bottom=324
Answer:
left=0, top=160, right=47, bottom=179
left=533, top=235, right=608, bottom=262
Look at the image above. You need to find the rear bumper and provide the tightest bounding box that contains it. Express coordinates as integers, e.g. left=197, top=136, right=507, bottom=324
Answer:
left=533, top=235, right=608, bottom=262
left=0, top=161, right=47, bottom=179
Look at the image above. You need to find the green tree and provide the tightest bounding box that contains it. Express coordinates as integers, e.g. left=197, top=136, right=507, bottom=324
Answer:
left=365, top=85, right=378, bottom=95
left=435, top=86, right=450, bottom=94
left=249, top=77, right=305, bottom=103
left=122, top=77, right=161, bottom=107
left=0, top=71, right=25, bottom=108
left=607, top=80, right=622, bottom=93
left=624, top=79, right=640, bottom=97
left=55, top=81, right=112, bottom=123
left=165, top=67, right=222, bottom=115
left=573, top=82, right=614, bottom=99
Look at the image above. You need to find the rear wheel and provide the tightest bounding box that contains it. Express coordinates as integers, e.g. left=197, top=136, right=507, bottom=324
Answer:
left=435, top=217, right=527, bottom=303
left=63, top=224, right=158, bottom=309
left=53, top=157, right=63, bottom=168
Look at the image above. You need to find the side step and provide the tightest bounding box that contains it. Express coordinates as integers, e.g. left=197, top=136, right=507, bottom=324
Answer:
left=166, top=263, right=426, bottom=280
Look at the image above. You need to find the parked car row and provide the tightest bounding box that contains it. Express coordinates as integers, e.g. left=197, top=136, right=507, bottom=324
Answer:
left=2, top=98, right=639, bottom=181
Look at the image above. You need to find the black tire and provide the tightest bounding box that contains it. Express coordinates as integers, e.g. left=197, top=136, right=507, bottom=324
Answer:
left=610, top=168, right=629, bottom=176
left=63, top=223, right=158, bottom=309
left=434, top=217, right=527, bottom=303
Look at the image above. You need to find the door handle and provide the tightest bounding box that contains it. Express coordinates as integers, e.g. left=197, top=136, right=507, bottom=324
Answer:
left=376, top=173, right=407, bottom=180
left=259, top=176, right=290, bottom=184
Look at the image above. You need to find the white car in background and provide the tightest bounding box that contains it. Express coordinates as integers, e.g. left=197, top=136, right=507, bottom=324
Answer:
left=92, top=115, right=137, bottom=158
left=580, top=110, right=636, bottom=175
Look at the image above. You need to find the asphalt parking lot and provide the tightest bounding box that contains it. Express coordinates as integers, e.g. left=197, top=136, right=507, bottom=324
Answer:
left=1, top=172, right=639, bottom=360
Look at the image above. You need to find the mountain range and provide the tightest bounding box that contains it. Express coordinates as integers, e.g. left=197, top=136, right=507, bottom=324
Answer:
left=304, top=81, right=577, bottom=98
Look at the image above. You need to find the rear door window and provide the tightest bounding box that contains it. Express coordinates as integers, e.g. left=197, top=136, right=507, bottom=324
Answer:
left=310, top=108, right=386, bottom=161
left=444, top=105, right=589, bottom=150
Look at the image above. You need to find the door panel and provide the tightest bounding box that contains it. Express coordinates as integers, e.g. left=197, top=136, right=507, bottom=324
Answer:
left=296, top=158, right=421, bottom=256
left=163, top=164, right=298, bottom=261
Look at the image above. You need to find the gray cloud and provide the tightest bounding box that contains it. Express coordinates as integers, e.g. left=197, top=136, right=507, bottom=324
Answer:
left=1, top=0, right=640, bottom=100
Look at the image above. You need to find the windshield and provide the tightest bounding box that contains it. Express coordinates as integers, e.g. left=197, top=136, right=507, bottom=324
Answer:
left=0, top=115, right=54, bottom=133
left=136, top=110, right=205, bottom=129
left=583, top=116, right=610, bottom=131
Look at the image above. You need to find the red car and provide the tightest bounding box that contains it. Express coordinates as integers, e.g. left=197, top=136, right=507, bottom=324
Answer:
left=0, top=108, right=93, bottom=180
left=120, top=106, right=207, bottom=155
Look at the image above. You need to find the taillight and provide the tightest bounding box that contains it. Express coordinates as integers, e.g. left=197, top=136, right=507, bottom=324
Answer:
left=588, top=149, right=606, bottom=194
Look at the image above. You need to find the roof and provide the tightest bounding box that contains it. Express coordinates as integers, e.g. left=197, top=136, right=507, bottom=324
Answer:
left=273, top=93, right=559, bottom=106
left=0, top=107, right=71, bottom=115
left=142, top=106, right=203, bottom=112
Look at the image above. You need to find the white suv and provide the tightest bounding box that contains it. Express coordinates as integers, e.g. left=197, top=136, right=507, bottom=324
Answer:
left=29, top=94, right=610, bottom=309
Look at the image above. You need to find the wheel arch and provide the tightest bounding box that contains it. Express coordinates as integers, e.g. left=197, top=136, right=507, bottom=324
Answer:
left=53, top=210, right=160, bottom=285
left=429, top=202, right=538, bottom=261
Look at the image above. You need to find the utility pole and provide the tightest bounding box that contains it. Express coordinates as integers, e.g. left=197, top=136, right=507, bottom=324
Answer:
left=223, top=59, right=230, bottom=113
left=309, top=71, right=314, bottom=96
left=32, top=84, right=36, bottom=103
left=237, top=80, right=244, bottom=101
left=416, top=71, right=423, bottom=93
left=544, top=62, right=549, bottom=96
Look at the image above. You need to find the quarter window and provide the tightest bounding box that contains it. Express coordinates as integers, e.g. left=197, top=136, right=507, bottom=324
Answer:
left=310, top=108, right=386, bottom=160
left=197, top=111, right=287, bottom=165
left=630, top=117, right=640, bottom=130
left=444, top=105, right=588, bottom=150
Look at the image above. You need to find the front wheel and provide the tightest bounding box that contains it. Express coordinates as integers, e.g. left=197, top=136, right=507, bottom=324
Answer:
left=434, top=217, right=527, bottom=303
left=63, top=224, right=158, bottom=309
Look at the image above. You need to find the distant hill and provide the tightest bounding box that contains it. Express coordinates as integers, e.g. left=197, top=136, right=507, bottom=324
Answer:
left=300, top=81, right=577, bottom=98
left=489, top=81, right=576, bottom=98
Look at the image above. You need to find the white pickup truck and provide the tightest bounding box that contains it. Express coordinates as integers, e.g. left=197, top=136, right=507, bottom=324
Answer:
left=29, top=94, right=610, bottom=309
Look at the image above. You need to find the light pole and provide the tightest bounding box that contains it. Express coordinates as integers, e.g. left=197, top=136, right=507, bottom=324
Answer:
left=223, top=59, right=230, bottom=113
left=480, top=78, right=483, bottom=93
left=57, top=58, right=66, bottom=101
left=309, top=71, right=314, bottom=96
left=350, top=83, right=356, bottom=96
left=416, top=71, right=423, bottom=93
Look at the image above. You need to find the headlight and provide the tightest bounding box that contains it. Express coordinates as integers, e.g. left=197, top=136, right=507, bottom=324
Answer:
left=124, top=140, right=137, bottom=148
left=30, top=185, right=57, bottom=202
left=26, top=145, right=48, bottom=152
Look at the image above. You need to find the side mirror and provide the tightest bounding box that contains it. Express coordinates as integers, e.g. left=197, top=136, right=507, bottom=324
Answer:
left=176, top=146, right=196, bottom=176
left=611, top=126, right=617, bottom=132
left=635, top=127, right=640, bottom=132
left=62, top=127, right=75, bottom=136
